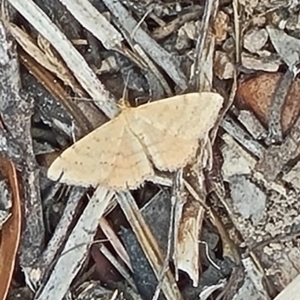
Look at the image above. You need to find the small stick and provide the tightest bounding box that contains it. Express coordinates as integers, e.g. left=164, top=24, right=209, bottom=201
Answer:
left=266, top=63, right=300, bottom=145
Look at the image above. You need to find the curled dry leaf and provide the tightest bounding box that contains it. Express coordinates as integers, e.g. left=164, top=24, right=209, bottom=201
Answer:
left=48, top=93, right=224, bottom=190
left=214, top=10, right=230, bottom=44
left=236, top=72, right=300, bottom=134
left=0, top=156, right=21, bottom=300
left=175, top=182, right=204, bottom=286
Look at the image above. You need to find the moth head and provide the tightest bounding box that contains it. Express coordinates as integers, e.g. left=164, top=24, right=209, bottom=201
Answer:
left=118, top=97, right=131, bottom=110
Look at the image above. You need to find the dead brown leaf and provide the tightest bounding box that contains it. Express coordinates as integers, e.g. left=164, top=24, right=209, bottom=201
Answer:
left=236, top=72, right=300, bottom=134
left=0, top=156, right=22, bottom=300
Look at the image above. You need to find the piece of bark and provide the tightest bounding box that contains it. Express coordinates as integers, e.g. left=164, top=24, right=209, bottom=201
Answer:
left=0, top=20, right=44, bottom=266
left=116, top=191, right=183, bottom=300
left=120, top=227, right=167, bottom=300
left=35, top=186, right=114, bottom=300
left=28, top=186, right=87, bottom=286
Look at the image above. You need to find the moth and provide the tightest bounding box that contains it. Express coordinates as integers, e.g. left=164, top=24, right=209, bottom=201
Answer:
left=47, top=93, right=223, bottom=190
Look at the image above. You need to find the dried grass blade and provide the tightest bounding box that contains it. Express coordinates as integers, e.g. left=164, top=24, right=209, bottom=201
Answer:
left=58, top=0, right=123, bottom=50
left=7, top=0, right=119, bottom=119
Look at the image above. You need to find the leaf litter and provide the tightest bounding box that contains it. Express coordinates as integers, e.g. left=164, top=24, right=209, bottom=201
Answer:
left=3, top=0, right=300, bottom=300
